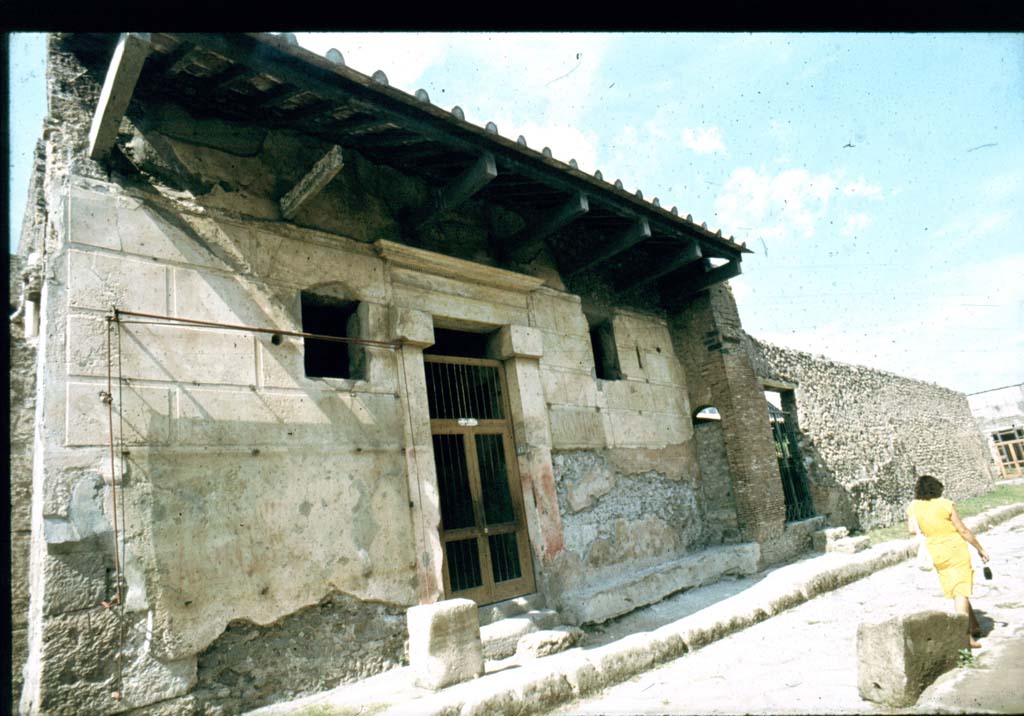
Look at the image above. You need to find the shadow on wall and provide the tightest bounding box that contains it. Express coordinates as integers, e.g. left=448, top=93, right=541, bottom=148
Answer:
left=791, top=434, right=862, bottom=532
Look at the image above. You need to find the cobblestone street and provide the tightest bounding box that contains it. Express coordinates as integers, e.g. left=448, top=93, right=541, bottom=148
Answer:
left=555, top=513, right=1024, bottom=715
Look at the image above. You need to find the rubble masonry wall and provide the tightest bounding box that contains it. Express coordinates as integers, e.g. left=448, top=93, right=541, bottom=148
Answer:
left=749, top=339, right=996, bottom=531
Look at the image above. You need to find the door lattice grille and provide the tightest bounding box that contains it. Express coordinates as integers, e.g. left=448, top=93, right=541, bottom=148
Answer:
left=425, top=354, right=535, bottom=604
left=425, top=360, right=504, bottom=420
left=433, top=434, right=474, bottom=531
left=488, top=532, right=522, bottom=583
left=476, top=433, right=515, bottom=525
left=445, top=538, right=483, bottom=593
left=768, top=403, right=815, bottom=522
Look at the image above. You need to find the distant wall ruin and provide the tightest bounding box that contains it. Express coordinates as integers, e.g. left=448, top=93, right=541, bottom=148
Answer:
left=749, top=339, right=996, bottom=531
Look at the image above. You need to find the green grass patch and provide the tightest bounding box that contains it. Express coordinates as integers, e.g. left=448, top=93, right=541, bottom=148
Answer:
left=866, top=523, right=910, bottom=546
left=957, top=648, right=977, bottom=668
left=955, top=483, right=1024, bottom=518
left=300, top=704, right=387, bottom=716
left=865, top=483, right=1024, bottom=546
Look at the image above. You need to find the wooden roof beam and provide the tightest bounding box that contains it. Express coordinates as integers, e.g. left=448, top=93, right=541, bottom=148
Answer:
left=171, top=34, right=746, bottom=258
left=88, top=33, right=152, bottom=160
left=663, top=259, right=742, bottom=310
left=414, top=153, right=497, bottom=231
left=506, top=193, right=589, bottom=263
left=566, top=218, right=650, bottom=278
left=280, top=145, right=345, bottom=220
left=619, top=239, right=702, bottom=291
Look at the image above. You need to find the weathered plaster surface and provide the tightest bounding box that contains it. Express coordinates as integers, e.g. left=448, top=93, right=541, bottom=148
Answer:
left=968, top=384, right=1024, bottom=435
left=10, top=254, right=39, bottom=713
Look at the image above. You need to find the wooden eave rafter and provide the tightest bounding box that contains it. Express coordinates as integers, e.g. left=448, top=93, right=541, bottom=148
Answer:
left=505, top=193, right=590, bottom=263
left=620, top=239, right=703, bottom=292
left=413, top=152, right=498, bottom=230
left=566, top=218, right=651, bottom=278
left=88, top=32, right=152, bottom=160
left=662, top=259, right=744, bottom=310
left=280, top=145, right=346, bottom=220
left=166, top=33, right=747, bottom=256
left=79, top=31, right=750, bottom=304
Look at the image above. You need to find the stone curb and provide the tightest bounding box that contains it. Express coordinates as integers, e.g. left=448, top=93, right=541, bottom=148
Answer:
left=377, top=503, right=1024, bottom=716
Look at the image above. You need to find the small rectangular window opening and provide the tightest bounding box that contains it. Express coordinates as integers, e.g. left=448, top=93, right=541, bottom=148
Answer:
left=301, top=292, right=362, bottom=379
left=588, top=318, right=622, bottom=381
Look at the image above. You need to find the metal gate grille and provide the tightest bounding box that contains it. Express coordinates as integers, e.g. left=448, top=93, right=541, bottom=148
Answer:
left=425, top=355, right=534, bottom=604
left=768, top=403, right=815, bottom=522
left=425, top=360, right=504, bottom=420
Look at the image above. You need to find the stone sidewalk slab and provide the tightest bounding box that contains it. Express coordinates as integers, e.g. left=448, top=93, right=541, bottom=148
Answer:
left=245, top=502, right=1024, bottom=716
left=559, top=509, right=1024, bottom=715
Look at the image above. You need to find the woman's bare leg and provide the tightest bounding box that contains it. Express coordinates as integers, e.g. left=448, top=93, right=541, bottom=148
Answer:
left=955, top=596, right=981, bottom=647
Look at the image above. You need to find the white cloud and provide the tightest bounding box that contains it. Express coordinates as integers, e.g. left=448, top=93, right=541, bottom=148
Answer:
left=842, top=179, right=884, bottom=200
left=714, top=167, right=836, bottom=243
left=293, top=33, right=612, bottom=185
left=928, top=209, right=1015, bottom=267
left=840, top=212, right=874, bottom=237
left=510, top=122, right=600, bottom=173
left=728, top=275, right=751, bottom=305
left=979, top=170, right=1023, bottom=203
left=294, top=33, right=449, bottom=91
left=680, top=127, right=726, bottom=154
left=933, top=210, right=1013, bottom=240
left=753, top=253, right=1024, bottom=393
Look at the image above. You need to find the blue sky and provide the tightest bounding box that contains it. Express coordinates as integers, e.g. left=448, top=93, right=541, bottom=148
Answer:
left=7, top=32, right=1023, bottom=394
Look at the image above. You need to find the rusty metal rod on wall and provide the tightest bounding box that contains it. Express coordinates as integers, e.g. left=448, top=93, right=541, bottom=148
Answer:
left=112, top=308, right=401, bottom=349
left=103, top=314, right=126, bottom=699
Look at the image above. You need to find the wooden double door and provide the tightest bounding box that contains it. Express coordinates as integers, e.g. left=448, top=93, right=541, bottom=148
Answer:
left=424, top=355, right=535, bottom=604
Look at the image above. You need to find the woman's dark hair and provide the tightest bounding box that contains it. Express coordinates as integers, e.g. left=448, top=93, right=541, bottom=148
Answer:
left=915, top=475, right=944, bottom=500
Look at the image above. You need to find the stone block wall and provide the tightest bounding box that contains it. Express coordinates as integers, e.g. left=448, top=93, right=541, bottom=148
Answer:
left=749, top=339, right=996, bottom=531
left=529, top=290, right=720, bottom=596
left=25, top=174, right=420, bottom=714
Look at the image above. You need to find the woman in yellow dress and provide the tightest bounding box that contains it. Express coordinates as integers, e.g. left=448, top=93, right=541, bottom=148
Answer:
left=907, top=475, right=990, bottom=648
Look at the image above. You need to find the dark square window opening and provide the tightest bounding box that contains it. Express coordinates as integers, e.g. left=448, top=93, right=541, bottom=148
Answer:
left=588, top=318, right=622, bottom=381
left=301, top=292, right=361, bottom=379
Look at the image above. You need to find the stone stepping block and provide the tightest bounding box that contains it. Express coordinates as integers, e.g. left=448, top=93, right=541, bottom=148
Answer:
left=829, top=535, right=871, bottom=554
left=407, top=598, right=484, bottom=690
left=516, top=626, right=585, bottom=659
left=812, top=526, right=849, bottom=551
left=858, top=609, right=968, bottom=707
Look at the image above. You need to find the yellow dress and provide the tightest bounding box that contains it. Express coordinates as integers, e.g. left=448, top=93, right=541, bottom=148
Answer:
left=908, top=498, right=973, bottom=598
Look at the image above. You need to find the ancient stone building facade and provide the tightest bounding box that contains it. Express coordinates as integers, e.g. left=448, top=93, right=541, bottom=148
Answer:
left=10, top=32, right=995, bottom=715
